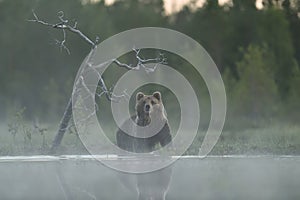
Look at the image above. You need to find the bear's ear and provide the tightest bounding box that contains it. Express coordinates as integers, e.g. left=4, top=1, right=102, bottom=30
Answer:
left=153, top=91, right=161, bottom=101
left=136, top=92, right=144, bottom=101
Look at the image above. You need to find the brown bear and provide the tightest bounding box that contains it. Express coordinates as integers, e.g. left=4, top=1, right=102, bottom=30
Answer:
left=115, top=91, right=173, bottom=200
left=116, top=91, right=172, bottom=153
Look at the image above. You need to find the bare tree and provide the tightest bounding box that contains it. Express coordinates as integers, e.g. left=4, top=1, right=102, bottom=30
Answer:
left=28, top=11, right=166, bottom=153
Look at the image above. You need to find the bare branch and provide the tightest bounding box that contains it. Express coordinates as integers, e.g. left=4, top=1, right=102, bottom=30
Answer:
left=28, top=10, right=96, bottom=49
left=30, top=10, right=168, bottom=152
left=54, top=28, right=70, bottom=55
left=83, top=48, right=166, bottom=102
left=112, top=48, right=167, bottom=72
left=112, top=59, right=136, bottom=70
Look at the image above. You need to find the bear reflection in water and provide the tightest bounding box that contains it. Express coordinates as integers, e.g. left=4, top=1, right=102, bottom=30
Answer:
left=116, top=92, right=173, bottom=200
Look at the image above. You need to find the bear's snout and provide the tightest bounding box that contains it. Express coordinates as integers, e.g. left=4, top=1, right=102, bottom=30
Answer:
left=144, top=104, right=151, bottom=112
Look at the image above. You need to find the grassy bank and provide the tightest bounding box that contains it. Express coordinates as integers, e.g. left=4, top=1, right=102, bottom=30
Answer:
left=1, top=120, right=300, bottom=156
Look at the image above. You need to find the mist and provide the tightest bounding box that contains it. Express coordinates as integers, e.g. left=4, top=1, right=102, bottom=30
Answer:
left=0, top=156, right=299, bottom=200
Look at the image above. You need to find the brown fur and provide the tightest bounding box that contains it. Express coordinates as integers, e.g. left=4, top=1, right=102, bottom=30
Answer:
left=116, top=91, right=172, bottom=153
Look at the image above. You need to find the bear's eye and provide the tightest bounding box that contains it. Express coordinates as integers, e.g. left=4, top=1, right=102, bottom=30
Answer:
left=151, top=100, right=156, bottom=105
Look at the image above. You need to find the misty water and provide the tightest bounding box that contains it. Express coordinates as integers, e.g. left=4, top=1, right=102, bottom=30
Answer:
left=0, top=155, right=299, bottom=200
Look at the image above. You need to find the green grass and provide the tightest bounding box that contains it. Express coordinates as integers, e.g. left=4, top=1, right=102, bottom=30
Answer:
left=1, top=120, right=300, bottom=156
left=210, top=125, right=300, bottom=155
left=0, top=121, right=87, bottom=156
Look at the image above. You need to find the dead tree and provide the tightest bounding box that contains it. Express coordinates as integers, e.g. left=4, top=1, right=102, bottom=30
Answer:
left=28, top=11, right=166, bottom=154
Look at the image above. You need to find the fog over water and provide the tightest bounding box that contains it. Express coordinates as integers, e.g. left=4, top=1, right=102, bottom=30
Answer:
left=0, top=155, right=299, bottom=200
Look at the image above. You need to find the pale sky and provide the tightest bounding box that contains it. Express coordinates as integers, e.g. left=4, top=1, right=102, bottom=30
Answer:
left=104, top=0, right=264, bottom=15
left=163, top=0, right=263, bottom=14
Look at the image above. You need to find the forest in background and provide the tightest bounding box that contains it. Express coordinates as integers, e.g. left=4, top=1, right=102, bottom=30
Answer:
left=0, top=0, right=300, bottom=155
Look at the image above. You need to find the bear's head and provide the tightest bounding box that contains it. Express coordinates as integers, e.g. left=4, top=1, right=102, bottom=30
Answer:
left=135, top=91, right=166, bottom=126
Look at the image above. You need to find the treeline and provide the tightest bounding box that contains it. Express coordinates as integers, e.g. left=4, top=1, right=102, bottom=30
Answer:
left=0, top=0, right=299, bottom=127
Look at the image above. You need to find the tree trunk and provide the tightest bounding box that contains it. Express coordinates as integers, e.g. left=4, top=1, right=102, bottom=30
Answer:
left=50, top=98, right=72, bottom=154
